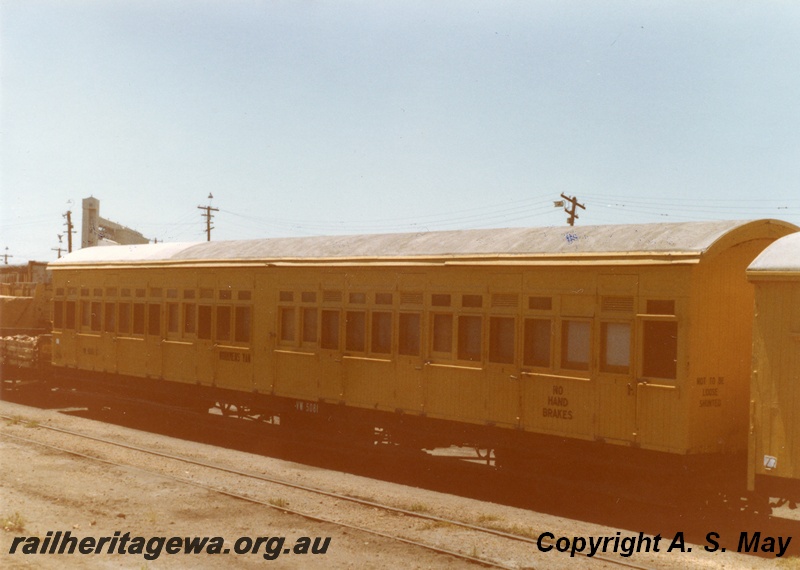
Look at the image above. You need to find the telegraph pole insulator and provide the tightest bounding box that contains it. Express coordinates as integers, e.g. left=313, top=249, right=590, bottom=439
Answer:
left=559, top=193, right=586, bottom=226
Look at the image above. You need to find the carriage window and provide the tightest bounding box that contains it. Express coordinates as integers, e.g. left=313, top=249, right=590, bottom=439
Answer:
left=432, top=314, right=453, bottom=354
left=217, top=304, right=231, bottom=340
left=81, top=301, right=91, bottom=329
left=647, top=300, right=675, bottom=315
left=148, top=304, right=161, bottom=336
left=371, top=311, right=392, bottom=354
left=376, top=292, right=392, bottom=305
left=235, top=306, right=251, bottom=343
left=184, top=304, right=197, bottom=335
left=302, top=307, right=318, bottom=344
left=321, top=310, right=340, bottom=349
left=600, top=322, right=631, bottom=373
left=489, top=316, right=515, bottom=364
left=118, top=303, right=130, bottom=334
left=529, top=296, right=552, bottom=311
left=399, top=313, right=421, bottom=356
left=432, top=294, right=451, bottom=307
left=643, top=320, right=678, bottom=379
left=349, top=292, right=366, bottom=304
left=462, top=294, right=483, bottom=308
left=91, top=301, right=102, bottom=332
left=346, top=311, right=366, bottom=352
left=561, top=320, right=590, bottom=370
left=104, top=302, right=116, bottom=332
left=280, top=307, right=295, bottom=343
left=198, top=305, right=212, bottom=340
left=54, top=300, right=64, bottom=329
left=167, top=303, right=180, bottom=334
left=133, top=303, right=146, bottom=335
left=458, top=315, right=482, bottom=361
left=66, top=301, right=76, bottom=329
left=523, top=318, right=551, bottom=367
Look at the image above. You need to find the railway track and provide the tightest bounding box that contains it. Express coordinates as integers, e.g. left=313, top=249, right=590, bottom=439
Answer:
left=1, top=409, right=656, bottom=570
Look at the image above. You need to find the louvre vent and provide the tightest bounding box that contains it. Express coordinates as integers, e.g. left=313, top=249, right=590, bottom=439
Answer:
left=400, top=292, right=423, bottom=305
left=602, top=296, right=634, bottom=313
left=323, top=290, right=342, bottom=303
left=492, top=293, right=519, bottom=308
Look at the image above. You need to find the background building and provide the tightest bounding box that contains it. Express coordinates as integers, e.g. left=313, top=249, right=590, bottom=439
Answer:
left=81, top=196, right=149, bottom=248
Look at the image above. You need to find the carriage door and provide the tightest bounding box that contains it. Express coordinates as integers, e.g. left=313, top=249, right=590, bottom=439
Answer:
left=144, top=278, right=165, bottom=379
left=195, top=279, right=216, bottom=386
left=317, top=275, right=346, bottom=402
left=595, top=274, right=639, bottom=444
left=484, top=276, right=523, bottom=428
left=635, top=299, right=681, bottom=450
left=100, top=275, right=119, bottom=374
left=393, top=274, right=426, bottom=413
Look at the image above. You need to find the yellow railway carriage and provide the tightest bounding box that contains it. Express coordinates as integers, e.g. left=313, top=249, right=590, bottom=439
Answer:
left=48, top=219, right=797, bottom=505
left=748, top=232, right=800, bottom=503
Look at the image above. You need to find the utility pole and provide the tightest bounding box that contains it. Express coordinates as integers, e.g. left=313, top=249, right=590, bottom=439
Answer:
left=2, top=247, right=12, bottom=265
left=197, top=194, right=218, bottom=242
left=559, top=193, right=585, bottom=226
left=63, top=210, right=74, bottom=252
left=51, top=246, right=64, bottom=259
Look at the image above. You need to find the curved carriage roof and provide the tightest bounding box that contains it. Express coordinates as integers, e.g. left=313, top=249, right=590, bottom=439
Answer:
left=748, top=231, right=800, bottom=276
left=49, top=219, right=797, bottom=268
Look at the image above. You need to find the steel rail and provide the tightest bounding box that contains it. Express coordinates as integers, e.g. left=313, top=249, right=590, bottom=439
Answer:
left=1, top=412, right=656, bottom=570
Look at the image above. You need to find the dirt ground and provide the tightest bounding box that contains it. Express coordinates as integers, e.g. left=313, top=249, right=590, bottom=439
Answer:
left=0, top=399, right=795, bottom=569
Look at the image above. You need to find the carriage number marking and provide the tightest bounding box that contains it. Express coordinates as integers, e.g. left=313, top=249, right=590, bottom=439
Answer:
left=295, top=400, right=319, bottom=414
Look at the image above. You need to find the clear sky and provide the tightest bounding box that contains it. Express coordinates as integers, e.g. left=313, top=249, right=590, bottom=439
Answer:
left=2, top=1, right=799, bottom=264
